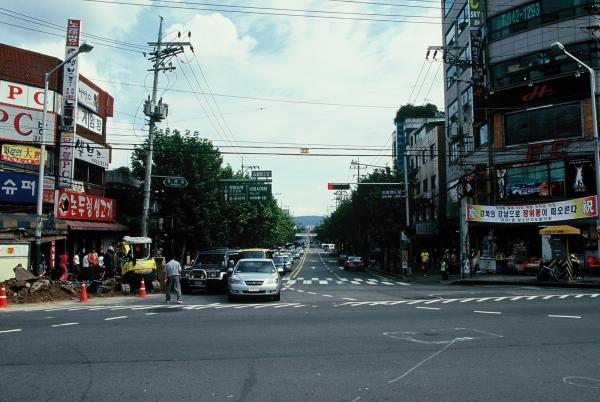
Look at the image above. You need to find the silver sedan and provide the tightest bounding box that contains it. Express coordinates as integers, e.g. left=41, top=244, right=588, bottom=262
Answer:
left=228, top=259, right=283, bottom=302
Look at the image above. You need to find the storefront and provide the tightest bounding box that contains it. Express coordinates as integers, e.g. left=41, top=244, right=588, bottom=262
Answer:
left=466, top=196, right=598, bottom=273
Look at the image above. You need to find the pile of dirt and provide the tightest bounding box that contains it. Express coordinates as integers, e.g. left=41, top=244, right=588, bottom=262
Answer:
left=4, top=278, right=78, bottom=304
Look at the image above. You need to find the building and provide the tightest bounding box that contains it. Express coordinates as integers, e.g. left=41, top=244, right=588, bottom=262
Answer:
left=442, top=0, right=600, bottom=272
left=0, top=36, right=126, bottom=270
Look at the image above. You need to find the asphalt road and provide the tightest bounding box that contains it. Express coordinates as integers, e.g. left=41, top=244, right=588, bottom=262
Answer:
left=2, top=249, right=600, bottom=401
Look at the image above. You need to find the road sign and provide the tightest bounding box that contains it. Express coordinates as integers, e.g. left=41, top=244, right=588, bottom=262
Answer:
left=251, top=170, right=272, bottom=179
left=327, top=183, right=350, bottom=190
left=381, top=189, right=403, bottom=199
left=220, top=180, right=272, bottom=202
left=247, top=183, right=272, bottom=201
left=163, top=176, right=188, bottom=188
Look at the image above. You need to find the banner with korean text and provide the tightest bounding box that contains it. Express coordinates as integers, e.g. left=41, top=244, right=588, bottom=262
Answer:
left=466, top=196, right=597, bottom=224
left=1, top=144, right=47, bottom=165
left=54, top=189, right=116, bottom=221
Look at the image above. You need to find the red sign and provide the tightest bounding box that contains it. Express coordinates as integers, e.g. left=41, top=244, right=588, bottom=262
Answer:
left=66, top=19, right=80, bottom=47
left=54, top=189, right=116, bottom=221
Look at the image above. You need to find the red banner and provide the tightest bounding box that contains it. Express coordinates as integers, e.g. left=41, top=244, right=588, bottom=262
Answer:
left=54, top=189, right=116, bottom=221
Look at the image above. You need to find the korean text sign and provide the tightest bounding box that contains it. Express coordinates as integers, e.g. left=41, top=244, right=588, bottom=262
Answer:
left=0, top=171, right=53, bottom=204
left=466, top=196, right=598, bottom=223
left=54, top=189, right=116, bottom=221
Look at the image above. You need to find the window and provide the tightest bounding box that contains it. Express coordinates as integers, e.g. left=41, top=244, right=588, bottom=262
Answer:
left=444, top=23, right=456, bottom=47
left=476, top=124, right=489, bottom=148
left=459, top=47, right=471, bottom=63
left=446, top=65, right=457, bottom=89
left=461, top=87, right=472, bottom=107
left=457, top=4, right=469, bottom=34
left=431, top=175, right=437, bottom=190
left=504, top=103, right=582, bottom=146
left=449, top=141, right=460, bottom=164
left=490, top=41, right=600, bottom=89
left=430, top=144, right=436, bottom=159
left=502, top=160, right=566, bottom=200
left=489, top=0, right=591, bottom=42
left=448, top=100, right=458, bottom=123
left=423, top=178, right=428, bottom=192
left=444, top=0, right=456, bottom=16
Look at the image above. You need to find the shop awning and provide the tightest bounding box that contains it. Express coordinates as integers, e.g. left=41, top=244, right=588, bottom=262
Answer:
left=67, top=221, right=129, bottom=232
left=539, top=225, right=581, bottom=235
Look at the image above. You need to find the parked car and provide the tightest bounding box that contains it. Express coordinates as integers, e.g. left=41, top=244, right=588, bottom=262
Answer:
left=344, top=256, right=366, bottom=271
left=228, top=258, right=282, bottom=301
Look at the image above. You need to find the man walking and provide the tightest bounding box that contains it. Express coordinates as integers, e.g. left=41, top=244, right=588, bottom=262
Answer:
left=164, top=255, right=183, bottom=304
left=420, top=249, right=430, bottom=277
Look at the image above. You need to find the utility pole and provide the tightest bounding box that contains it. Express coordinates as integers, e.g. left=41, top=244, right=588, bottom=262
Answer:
left=140, top=17, right=192, bottom=237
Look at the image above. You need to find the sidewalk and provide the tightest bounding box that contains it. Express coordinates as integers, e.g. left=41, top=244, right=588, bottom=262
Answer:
left=368, top=264, right=600, bottom=289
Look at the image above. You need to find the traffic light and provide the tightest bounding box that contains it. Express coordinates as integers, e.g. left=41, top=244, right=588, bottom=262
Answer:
left=327, top=183, right=350, bottom=190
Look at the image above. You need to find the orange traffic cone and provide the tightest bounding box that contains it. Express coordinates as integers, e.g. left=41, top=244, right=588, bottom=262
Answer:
left=0, top=282, right=8, bottom=308
left=79, top=281, right=88, bottom=303
left=139, top=278, right=147, bottom=298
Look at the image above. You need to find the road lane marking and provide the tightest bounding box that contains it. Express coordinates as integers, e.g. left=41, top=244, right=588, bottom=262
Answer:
left=548, top=315, right=581, bottom=319
left=558, top=295, right=569, bottom=299
left=474, top=311, right=502, bottom=315
left=395, top=281, right=410, bottom=286
left=308, top=291, right=317, bottom=295
left=0, top=329, right=22, bottom=334
left=319, top=280, right=328, bottom=285
left=145, top=313, right=157, bottom=316
left=303, top=280, right=312, bottom=285
left=52, top=322, right=79, bottom=327
left=322, top=294, right=333, bottom=298
left=416, top=307, right=440, bottom=310
left=350, top=281, right=360, bottom=285
left=104, top=316, right=127, bottom=321
left=297, top=289, right=305, bottom=293
left=382, top=281, right=394, bottom=285
left=342, top=297, right=357, bottom=301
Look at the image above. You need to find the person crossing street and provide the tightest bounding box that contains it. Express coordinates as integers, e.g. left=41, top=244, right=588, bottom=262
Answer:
left=164, top=255, right=183, bottom=304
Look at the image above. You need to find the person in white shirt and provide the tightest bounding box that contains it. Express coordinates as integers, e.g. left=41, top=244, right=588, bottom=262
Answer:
left=164, top=256, right=183, bottom=304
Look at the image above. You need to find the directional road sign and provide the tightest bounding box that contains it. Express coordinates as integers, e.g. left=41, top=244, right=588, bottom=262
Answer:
left=163, top=176, right=188, bottom=188
left=251, top=170, right=272, bottom=179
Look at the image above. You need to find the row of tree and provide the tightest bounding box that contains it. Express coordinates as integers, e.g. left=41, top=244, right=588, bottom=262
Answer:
left=315, top=103, right=441, bottom=270
left=114, top=128, right=297, bottom=259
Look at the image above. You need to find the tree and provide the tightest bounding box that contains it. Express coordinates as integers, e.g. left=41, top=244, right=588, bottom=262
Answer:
left=394, top=103, right=440, bottom=125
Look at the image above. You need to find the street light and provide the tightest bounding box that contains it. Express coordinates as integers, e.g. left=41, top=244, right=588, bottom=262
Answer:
left=550, top=41, right=600, bottom=257
left=34, top=42, right=93, bottom=273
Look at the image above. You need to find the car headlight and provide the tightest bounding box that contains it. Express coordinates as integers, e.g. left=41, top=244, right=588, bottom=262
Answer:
left=266, top=276, right=279, bottom=285
left=230, top=275, right=243, bottom=284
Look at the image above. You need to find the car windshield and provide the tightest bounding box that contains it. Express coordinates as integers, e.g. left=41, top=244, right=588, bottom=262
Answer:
left=195, top=253, right=224, bottom=265
left=235, top=261, right=276, bottom=273
left=240, top=251, right=265, bottom=259
left=274, top=256, right=284, bottom=263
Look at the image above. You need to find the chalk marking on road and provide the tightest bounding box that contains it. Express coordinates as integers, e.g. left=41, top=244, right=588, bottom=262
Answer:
left=319, top=280, right=328, bottom=285
left=52, top=322, right=79, bottom=327
left=388, top=338, right=459, bottom=383
left=0, top=329, right=22, bottom=334
left=104, top=316, right=127, bottom=321
left=548, top=314, right=581, bottom=319
left=474, top=311, right=502, bottom=315
left=416, top=307, right=440, bottom=310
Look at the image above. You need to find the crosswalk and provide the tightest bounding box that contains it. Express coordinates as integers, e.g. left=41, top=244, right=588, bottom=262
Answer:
left=283, top=277, right=410, bottom=287
left=37, top=302, right=308, bottom=313
left=335, top=293, right=600, bottom=307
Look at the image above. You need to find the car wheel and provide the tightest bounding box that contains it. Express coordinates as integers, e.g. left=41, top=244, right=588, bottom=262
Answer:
left=272, top=293, right=280, bottom=301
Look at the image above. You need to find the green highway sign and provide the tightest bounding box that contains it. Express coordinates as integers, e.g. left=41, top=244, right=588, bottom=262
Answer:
left=220, top=180, right=272, bottom=202
left=163, top=176, right=188, bottom=188
left=251, top=170, right=272, bottom=179
left=247, top=183, right=272, bottom=201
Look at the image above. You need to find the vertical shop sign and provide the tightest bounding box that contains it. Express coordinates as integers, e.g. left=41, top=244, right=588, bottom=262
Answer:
left=50, top=241, right=56, bottom=270
left=58, top=131, right=75, bottom=188
left=469, top=0, right=483, bottom=27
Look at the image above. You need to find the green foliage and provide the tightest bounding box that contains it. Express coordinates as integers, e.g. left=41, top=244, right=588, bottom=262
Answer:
left=130, top=128, right=295, bottom=256
left=394, top=103, right=439, bottom=125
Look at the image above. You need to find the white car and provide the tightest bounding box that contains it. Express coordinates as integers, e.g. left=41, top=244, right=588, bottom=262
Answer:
left=228, top=259, right=283, bottom=302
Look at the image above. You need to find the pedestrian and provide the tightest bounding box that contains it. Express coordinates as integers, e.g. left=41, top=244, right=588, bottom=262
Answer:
left=87, top=248, right=99, bottom=280
left=164, top=255, right=183, bottom=304
left=420, top=249, right=430, bottom=277
left=72, top=252, right=81, bottom=279
left=104, top=247, right=115, bottom=278
left=440, top=250, right=450, bottom=282
left=81, top=252, right=91, bottom=282
left=59, top=251, right=69, bottom=282
left=38, top=253, right=46, bottom=277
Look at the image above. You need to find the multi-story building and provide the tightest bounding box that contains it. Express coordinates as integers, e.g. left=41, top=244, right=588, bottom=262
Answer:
left=442, top=0, right=600, bottom=271
left=0, top=41, right=125, bottom=273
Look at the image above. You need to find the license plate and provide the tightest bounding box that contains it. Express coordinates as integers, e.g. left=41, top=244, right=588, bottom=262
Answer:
left=247, top=286, right=260, bottom=292
left=190, top=280, right=205, bottom=287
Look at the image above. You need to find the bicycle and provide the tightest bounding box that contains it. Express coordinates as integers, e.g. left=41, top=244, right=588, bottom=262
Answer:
left=536, top=263, right=566, bottom=282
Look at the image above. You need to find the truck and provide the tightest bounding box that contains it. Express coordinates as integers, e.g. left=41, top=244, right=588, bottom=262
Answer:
left=181, top=247, right=240, bottom=292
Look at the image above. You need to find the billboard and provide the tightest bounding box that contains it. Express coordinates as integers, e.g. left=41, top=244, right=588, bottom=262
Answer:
left=73, top=135, right=109, bottom=168
left=1, top=143, right=47, bottom=165
left=0, top=80, right=61, bottom=113
left=54, top=189, right=116, bottom=221
left=0, top=171, right=54, bottom=204
left=0, top=103, right=56, bottom=143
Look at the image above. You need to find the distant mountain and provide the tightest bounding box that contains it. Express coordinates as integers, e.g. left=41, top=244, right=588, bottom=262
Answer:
left=293, top=215, right=324, bottom=228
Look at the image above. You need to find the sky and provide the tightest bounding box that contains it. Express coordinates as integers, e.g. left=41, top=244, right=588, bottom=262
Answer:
left=0, top=0, right=444, bottom=216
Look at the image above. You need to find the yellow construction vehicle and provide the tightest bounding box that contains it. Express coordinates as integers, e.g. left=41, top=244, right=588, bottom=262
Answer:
left=114, top=236, right=159, bottom=292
